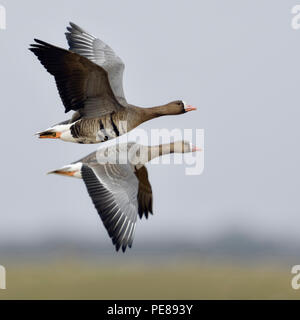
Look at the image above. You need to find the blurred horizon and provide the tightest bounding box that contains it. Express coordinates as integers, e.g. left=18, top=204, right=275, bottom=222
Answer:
left=0, top=230, right=299, bottom=261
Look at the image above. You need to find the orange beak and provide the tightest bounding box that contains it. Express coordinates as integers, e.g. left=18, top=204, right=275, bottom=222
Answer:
left=48, top=170, right=76, bottom=177
left=39, top=132, right=61, bottom=139
left=192, top=146, right=202, bottom=152
left=185, top=105, right=197, bottom=112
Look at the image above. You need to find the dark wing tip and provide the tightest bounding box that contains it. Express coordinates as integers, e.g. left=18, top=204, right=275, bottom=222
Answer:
left=33, top=38, right=51, bottom=47
left=115, top=242, right=121, bottom=252
left=149, top=198, right=153, bottom=214
left=69, top=22, right=84, bottom=33
left=138, top=201, right=153, bottom=219
left=114, top=243, right=128, bottom=253
left=113, top=225, right=134, bottom=253
left=29, top=39, right=55, bottom=53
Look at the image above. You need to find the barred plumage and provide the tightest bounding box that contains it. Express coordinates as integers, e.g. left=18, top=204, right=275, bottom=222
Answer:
left=30, top=22, right=196, bottom=144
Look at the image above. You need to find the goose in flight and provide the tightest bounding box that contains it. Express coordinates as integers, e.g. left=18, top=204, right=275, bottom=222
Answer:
left=48, top=141, right=201, bottom=252
left=29, top=23, right=197, bottom=144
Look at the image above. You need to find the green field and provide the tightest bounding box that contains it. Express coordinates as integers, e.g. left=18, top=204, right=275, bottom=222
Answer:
left=0, top=259, right=299, bottom=300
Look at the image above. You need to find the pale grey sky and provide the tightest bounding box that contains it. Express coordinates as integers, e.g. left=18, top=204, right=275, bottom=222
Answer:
left=0, top=0, right=300, bottom=247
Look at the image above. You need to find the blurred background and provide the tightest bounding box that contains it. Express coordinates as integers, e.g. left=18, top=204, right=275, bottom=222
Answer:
left=0, top=0, right=300, bottom=299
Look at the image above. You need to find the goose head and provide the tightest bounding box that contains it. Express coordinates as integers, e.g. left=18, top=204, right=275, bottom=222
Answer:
left=168, top=140, right=202, bottom=153
left=165, top=100, right=197, bottom=114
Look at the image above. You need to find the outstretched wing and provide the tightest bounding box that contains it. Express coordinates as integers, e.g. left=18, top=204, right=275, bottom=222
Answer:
left=135, top=166, right=153, bottom=219
left=66, top=22, right=127, bottom=104
left=81, top=163, right=139, bottom=252
left=29, top=39, right=123, bottom=117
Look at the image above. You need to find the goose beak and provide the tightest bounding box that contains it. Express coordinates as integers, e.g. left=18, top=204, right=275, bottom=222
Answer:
left=47, top=169, right=76, bottom=177
left=185, top=105, right=197, bottom=112
left=47, top=163, right=83, bottom=179
left=39, top=132, right=62, bottom=139
left=192, top=146, right=202, bottom=152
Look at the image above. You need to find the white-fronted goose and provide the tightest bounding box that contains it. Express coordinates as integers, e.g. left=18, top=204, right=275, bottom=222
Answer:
left=48, top=141, right=201, bottom=252
left=29, top=23, right=197, bottom=144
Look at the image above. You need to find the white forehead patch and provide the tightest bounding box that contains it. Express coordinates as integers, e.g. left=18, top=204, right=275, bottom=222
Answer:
left=182, top=100, right=187, bottom=109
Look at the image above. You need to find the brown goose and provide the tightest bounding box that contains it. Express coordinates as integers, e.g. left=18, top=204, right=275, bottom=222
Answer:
left=48, top=141, right=201, bottom=252
left=29, top=23, right=197, bottom=144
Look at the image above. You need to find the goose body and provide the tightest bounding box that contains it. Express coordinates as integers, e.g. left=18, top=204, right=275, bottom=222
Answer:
left=49, top=141, right=200, bottom=252
left=30, top=23, right=197, bottom=144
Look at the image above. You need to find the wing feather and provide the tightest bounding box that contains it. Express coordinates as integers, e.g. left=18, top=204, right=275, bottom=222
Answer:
left=66, top=22, right=126, bottom=104
left=81, top=163, right=138, bottom=252
left=29, top=39, right=122, bottom=116
left=135, top=166, right=153, bottom=219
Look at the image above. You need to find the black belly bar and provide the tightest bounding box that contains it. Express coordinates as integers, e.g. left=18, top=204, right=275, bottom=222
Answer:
left=110, top=114, right=120, bottom=137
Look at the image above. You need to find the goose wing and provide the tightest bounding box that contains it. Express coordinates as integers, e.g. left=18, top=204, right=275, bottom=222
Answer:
left=81, top=163, right=138, bottom=252
left=65, top=22, right=127, bottom=104
left=29, top=39, right=124, bottom=118
left=135, top=166, right=153, bottom=219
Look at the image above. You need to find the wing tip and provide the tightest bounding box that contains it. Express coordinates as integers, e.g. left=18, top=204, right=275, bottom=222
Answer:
left=138, top=208, right=153, bottom=219
left=69, top=21, right=77, bottom=28
left=29, top=39, right=54, bottom=51
left=115, top=242, right=123, bottom=253
left=114, top=239, right=131, bottom=253
left=68, top=21, right=85, bottom=34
